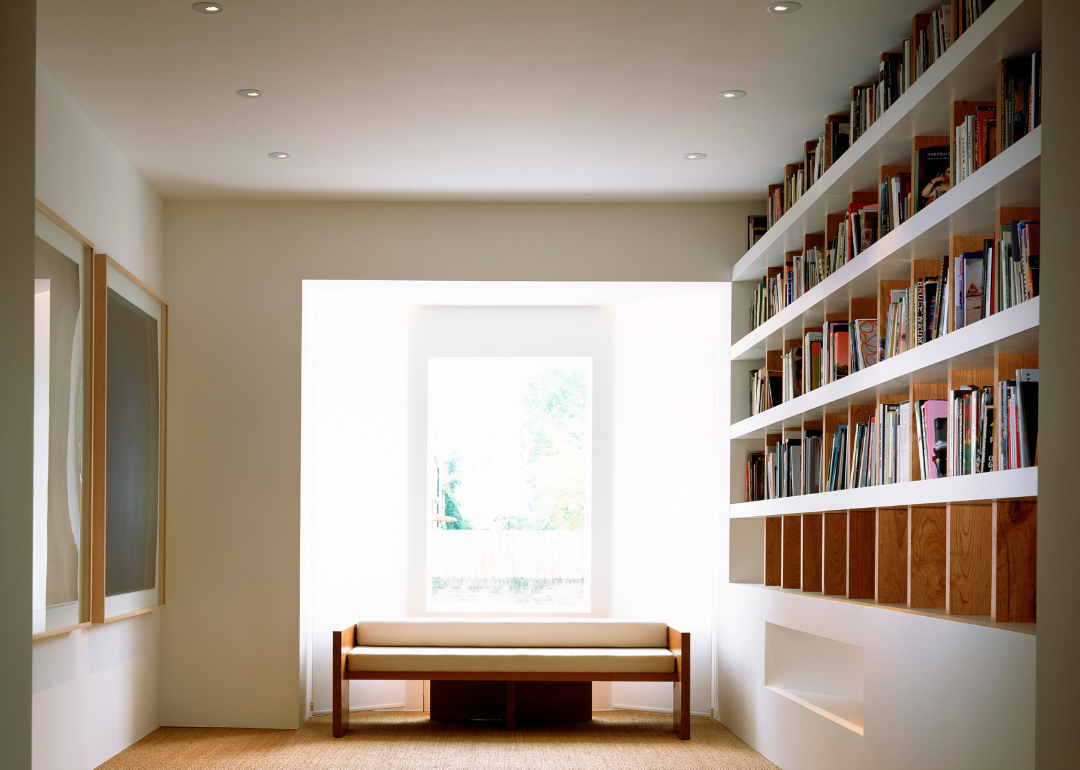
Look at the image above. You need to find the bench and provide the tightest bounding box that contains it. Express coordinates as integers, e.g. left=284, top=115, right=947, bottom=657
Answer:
left=333, top=619, right=690, bottom=739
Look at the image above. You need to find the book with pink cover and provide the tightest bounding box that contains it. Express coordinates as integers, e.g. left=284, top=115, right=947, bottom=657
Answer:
left=923, top=400, right=948, bottom=479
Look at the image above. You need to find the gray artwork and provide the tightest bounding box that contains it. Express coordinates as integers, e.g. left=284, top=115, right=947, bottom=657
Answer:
left=105, top=289, right=160, bottom=597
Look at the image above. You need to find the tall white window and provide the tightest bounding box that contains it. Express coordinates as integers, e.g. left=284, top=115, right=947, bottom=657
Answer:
left=426, top=357, right=591, bottom=612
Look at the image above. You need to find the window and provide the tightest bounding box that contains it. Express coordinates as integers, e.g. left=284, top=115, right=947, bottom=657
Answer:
left=426, top=357, right=591, bottom=612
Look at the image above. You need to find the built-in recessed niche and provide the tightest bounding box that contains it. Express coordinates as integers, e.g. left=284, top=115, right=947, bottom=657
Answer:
left=730, top=517, right=765, bottom=583
left=764, top=622, right=864, bottom=735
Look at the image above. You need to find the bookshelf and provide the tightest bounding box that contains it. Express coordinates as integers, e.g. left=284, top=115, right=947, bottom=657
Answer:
left=728, top=0, right=1041, bottom=628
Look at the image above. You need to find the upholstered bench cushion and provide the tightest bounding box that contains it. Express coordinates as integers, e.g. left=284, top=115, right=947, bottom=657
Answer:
left=354, top=619, right=669, bottom=649
left=346, top=646, right=676, bottom=674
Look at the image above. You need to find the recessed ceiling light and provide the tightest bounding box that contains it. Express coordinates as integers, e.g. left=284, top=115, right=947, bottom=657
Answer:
left=269, top=152, right=291, bottom=159
left=718, top=90, right=747, bottom=99
left=237, top=89, right=264, bottom=98
left=684, top=153, right=707, bottom=160
left=767, top=2, right=801, bottom=13
left=192, top=3, right=224, bottom=13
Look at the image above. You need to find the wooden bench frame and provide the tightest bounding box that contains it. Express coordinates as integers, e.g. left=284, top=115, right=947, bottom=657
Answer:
left=333, top=624, right=690, bottom=739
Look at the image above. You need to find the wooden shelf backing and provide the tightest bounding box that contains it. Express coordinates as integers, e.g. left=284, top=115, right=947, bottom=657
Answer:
left=750, top=497, right=1035, bottom=625
left=946, top=503, right=993, bottom=615
left=783, top=516, right=802, bottom=590
left=765, top=517, right=782, bottom=587
left=824, top=512, right=848, bottom=596
left=909, top=506, right=947, bottom=609
left=877, top=508, right=908, bottom=604
left=992, top=500, right=1037, bottom=622
left=803, top=514, right=823, bottom=592
left=848, top=510, right=876, bottom=600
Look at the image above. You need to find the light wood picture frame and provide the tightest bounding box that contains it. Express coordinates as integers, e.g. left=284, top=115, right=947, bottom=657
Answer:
left=32, top=201, right=95, bottom=640
left=90, top=254, right=168, bottom=623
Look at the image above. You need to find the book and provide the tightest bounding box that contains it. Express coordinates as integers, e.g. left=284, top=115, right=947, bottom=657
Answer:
left=959, top=251, right=985, bottom=328
left=804, top=429, right=823, bottom=495
left=914, top=400, right=949, bottom=479
left=950, top=386, right=994, bottom=475
left=782, top=346, right=803, bottom=402
left=747, top=215, right=767, bottom=250
left=803, top=331, right=823, bottom=392
left=852, top=319, right=879, bottom=372
left=915, top=144, right=951, bottom=212
left=746, top=451, right=766, bottom=502
left=1015, top=368, right=1038, bottom=468
left=999, top=57, right=1032, bottom=151
left=826, top=426, right=848, bottom=492
left=750, top=368, right=782, bottom=416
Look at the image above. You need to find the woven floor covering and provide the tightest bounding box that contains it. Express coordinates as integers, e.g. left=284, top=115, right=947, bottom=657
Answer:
left=97, top=710, right=779, bottom=770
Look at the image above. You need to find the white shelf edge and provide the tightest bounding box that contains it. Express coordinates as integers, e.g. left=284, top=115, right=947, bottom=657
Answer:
left=731, top=128, right=1041, bottom=360
left=730, top=583, right=1037, bottom=635
left=730, top=297, right=1039, bottom=438
left=731, top=0, right=1034, bottom=282
left=730, top=467, right=1037, bottom=518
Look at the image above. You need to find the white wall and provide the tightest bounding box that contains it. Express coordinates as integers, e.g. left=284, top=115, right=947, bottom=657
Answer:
left=0, top=4, right=38, bottom=769
left=304, top=287, right=413, bottom=714
left=304, top=285, right=722, bottom=718
left=32, top=63, right=165, bottom=770
left=610, top=291, right=723, bottom=716
left=163, top=199, right=753, bottom=728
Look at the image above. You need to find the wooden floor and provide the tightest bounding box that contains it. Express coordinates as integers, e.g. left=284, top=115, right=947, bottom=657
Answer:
left=96, top=710, right=780, bottom=770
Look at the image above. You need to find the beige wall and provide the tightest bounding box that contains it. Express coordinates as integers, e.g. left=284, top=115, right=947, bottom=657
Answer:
left=1037, top=0, right=1080, bottom=766
left=31, top=64, right=166, bottom=770
left=0, top=2, right=37, bottom=768
left=161, top=199, right=754, bottom=727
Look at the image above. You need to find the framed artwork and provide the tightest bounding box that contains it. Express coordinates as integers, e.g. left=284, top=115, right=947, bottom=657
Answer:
left=91, top=254, right=168, bottom=622
left=32, top=202, right=94, bottom=638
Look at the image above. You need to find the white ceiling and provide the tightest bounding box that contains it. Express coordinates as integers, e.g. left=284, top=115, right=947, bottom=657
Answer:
left=38, top=0, right=931, bottom=201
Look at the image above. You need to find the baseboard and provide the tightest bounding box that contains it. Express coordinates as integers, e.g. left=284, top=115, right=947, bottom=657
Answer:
left=311, top=702, right=406, bottom=717
left=612, top=703, right=713, bottom=718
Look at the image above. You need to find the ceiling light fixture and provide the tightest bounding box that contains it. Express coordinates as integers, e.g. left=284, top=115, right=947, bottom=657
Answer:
left=269, top=152, right=291, bottom=159
left=767, top=2, right=801, bottom=13
left=684, top=153, right=707, bottom=160
left=718, top=90, right=747, bottom=99
left=237, top=89, right=264, bottom=98
left=192, top=3, right=224, bottom=13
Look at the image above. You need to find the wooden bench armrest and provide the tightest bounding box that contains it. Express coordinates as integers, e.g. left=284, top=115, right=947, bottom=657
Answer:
left=667, top=626, right=691, bottom=739
left=333, top=624, right=357, bottom=737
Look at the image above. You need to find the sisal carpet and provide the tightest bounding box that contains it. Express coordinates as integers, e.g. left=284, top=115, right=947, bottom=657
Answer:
left=96, top=710, right=779, bottom=770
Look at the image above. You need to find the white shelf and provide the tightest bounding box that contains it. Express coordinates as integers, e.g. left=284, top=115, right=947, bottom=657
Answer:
left=731, top=467, right=1037, bottom=518
left=731, top=0, right=1042, bottom=284
left=731, top=584, right=1037, bottom=635
left=731, top=128, right=1041, bottom=361
left=731, top=297, right=1039, bottom=439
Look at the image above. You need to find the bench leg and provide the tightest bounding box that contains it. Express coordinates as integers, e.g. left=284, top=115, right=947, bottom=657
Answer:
left=673, top=679, right=690, bottom=740
left=505, top=681, right=516, bottom=729
left=669, top=627, right=690, bottom=739
left=333, top=626, right=355, bottom=737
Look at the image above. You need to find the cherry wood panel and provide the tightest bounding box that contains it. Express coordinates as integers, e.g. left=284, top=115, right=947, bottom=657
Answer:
left=802, top=514, right=823, bottom=593
left=765, top=517, right=783, bottom=586
left=848, top=510, right=876, bottom=600
left=947, top=503, right=993, bottom=615
left=909, top=506, right=947, bottom=609
left=823, top=512, right=848, bottom=596
left=992, top=500, right=1037, bottom=623
left=782, top=516, right=802, bottom=590
left=876, top=508, right=908, bottom=604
